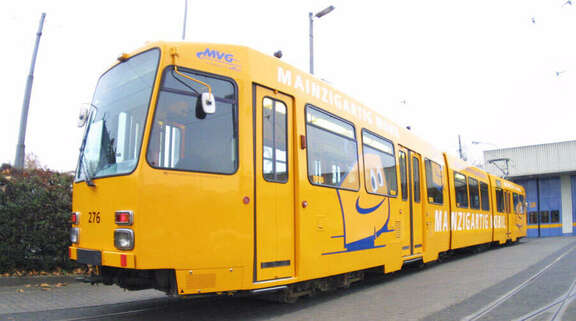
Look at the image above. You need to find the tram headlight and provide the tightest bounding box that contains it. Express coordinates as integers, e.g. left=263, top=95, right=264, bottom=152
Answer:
left=70, top=227, right=79, bottom=244
left=114, top=229, right=134, bottom=251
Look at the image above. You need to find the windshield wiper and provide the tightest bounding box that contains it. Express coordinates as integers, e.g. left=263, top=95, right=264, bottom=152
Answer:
left=78, top=104, right=98, bottom=187
left=81, top=155, right=95, bottom=187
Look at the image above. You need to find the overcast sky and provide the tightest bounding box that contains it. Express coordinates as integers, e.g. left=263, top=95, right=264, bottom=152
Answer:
left=1, top=0, right=575, bottom=172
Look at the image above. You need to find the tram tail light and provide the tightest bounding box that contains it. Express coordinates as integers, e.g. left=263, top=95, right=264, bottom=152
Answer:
left=115, top=211, right=133, bottom=226
left=114, top=229, right=134, bottom=251
left=71, top=212, right=79, bottom=225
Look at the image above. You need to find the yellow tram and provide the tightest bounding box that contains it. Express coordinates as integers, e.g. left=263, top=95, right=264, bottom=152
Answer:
left=69, top=42, right=526, bottom=299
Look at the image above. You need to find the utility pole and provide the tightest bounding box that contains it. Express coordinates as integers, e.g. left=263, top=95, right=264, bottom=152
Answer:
left=14, top=13, right=46, bottom=169
left=458, top=134, right=465, bottom=161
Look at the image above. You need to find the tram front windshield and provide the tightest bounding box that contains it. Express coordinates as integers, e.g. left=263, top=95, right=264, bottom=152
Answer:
left=76, top=49, right=160, bottom=181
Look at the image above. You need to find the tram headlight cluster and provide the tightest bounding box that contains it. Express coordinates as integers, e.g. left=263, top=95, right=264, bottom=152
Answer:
left=114, top=229, right=134, bottom=251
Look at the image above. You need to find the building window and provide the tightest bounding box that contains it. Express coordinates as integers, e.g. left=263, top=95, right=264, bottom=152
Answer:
left=425, top=159, right=443, bottom=204
left=539, top=211, right=550, bottom=223
left=454, top=172, right=468, bottom=208
left=528, top=211, right=538, bottom=224
left=550, top=210, right=560, bottom=223
left=306, top=105, right=359, bottom=190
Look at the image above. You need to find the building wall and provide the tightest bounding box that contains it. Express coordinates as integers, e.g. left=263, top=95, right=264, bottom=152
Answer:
left=484, top=141, right=576, bottom=238
left=515, top=176, right=566, bottom=237
left=484, top=141, right=576, bottom=177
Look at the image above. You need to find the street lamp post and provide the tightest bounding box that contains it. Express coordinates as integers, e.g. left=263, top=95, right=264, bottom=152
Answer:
left=309, top=5, right=335, bottom=74
left=14, top=13, right=46, bottom=169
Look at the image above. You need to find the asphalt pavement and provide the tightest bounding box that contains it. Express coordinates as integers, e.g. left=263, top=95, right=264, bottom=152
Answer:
left=1, top=236, right=575, bottom=321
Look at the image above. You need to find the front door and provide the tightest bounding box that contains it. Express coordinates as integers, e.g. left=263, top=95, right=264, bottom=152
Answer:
left=254, top=85, right=295, bottom=281
left=398, top=146, right=424, bottom=257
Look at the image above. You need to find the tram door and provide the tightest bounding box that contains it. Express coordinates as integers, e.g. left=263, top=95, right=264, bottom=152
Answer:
left=398, top=146, right=424, bottom=257
left=254, top=85, right=295, bottom=281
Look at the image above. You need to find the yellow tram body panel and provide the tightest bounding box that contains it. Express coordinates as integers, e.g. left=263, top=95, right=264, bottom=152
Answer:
left=70, top=42, right=526, bottom=296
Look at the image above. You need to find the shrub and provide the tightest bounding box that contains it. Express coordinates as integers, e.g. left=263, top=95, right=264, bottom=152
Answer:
left=0, top=164, right=79, bottom=273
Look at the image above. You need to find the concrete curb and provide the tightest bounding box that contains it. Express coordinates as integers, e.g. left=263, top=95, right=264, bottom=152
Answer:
left=0, top=275, right=81, bottom=287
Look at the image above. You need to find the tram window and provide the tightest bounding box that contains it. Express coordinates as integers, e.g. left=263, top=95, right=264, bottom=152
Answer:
left=480, top=182, right=490, bottom=211
left=539, top=211, right=550, bottom=223
left=306, top=105, right=359, bottom=190
left=454, top=172, right=468, bottom=208
left=496, top=188, right=505, bottom=213
left=399, top=151, right=408, bottom=201
left=413, top=157, right=421, bottom=203
left=425, top=159, right=443, bottom=204
left=528, top=211, right=538, bottom=224
left=147, top=67, right=237, bottom=174
left=519, top=194, right=525, bottom=213
left=550, top=210, right=560, bottom=223
left=513, top=193, right=520, bottom=214
left=504, top=191, right=511, bottom=213
left=361, top=130, right=398, bottom=197
left=468, top=177, right=480, bottom=209
left=262, top=97, right=288, bottom=183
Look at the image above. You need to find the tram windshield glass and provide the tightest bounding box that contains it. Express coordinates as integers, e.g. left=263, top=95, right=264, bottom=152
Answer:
left=76, top=49, right=160, bottom=181
left=146, top=67, right=237, bottom=174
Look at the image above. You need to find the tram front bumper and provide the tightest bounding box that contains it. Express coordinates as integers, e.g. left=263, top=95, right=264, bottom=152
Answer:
left=69, top=247, right=136, bottom=269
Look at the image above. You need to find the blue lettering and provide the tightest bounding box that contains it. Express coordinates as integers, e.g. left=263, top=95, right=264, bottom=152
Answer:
left=197, top=48, right=235, bottom=63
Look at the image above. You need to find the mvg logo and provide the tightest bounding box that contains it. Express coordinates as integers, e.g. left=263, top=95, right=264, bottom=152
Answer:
left=196, top=48, right=240, bottom=70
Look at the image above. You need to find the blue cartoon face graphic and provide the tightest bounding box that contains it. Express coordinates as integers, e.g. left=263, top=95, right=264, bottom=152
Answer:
left=324, top=154, right=395, bottom=255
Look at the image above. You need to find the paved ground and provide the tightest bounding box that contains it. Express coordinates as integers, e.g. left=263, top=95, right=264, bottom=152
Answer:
left=1, top=236, right=575, bottom=321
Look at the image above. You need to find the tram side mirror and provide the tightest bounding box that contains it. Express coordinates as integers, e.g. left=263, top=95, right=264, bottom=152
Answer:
left=77, top=106, right=89, bottom=128
left=201, top=92, right=216, bottom=114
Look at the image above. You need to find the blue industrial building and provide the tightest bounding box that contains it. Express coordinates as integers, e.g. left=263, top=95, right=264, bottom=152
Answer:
left=484, top=141, right=576, bottom=237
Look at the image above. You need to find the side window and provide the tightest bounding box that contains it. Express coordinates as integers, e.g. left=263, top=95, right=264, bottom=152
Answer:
left=539, top=211, right=550, bottom=223
left=519, top=194, right=525, bottom=214
left=528, top=211, right=538, bottom=224
left=496, top=188, right=505, bottom=212
left=262, top=97, right=287, bottom=183
left=513, top=193, right=519, bottom=214
left=425, top=159, right=443, bottom=204
left=306, top=105, right=359, bottom=190
left=361, top=130, right=398, bottom=196
left=505, top=191, right=511, bottom=213
left=147, top=67, right=237, bottom=174
left=550, top=210, right=560, bottom=223
left=413, top=157, right=420, bottom=203
left=469, top=177, right=480, bottom=209
left=454, top=172, right=468, bottom=208
left=399, top=151, right=408, bottom=201
left=480, top=182, right=490, bottom=211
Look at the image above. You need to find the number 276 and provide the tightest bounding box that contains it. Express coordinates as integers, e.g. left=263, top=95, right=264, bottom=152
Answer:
left=88, top=212, right=101, bottom=223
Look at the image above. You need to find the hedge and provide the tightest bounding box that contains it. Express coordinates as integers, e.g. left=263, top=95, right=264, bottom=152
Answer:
left=0, top=164, right=79, bottom=273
